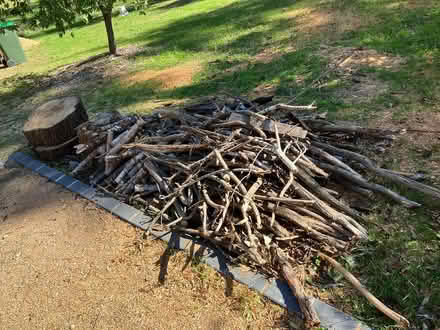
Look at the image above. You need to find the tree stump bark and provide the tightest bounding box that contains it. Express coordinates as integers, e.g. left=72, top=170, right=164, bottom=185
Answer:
left=23, top=97, right=88, bottom=147
left=34, top=136, right=79, bottom=161
left=23, top=97, right=88, bottom=160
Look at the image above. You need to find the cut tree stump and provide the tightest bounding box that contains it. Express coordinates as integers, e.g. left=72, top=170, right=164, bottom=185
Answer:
left=34, top=136, right=78, bottom=161
left=23, top=97, right=88, bottom=148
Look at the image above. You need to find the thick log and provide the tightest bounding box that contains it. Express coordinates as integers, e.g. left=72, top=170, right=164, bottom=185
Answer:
left=277, top=251, right=320, bottom=329
left=24, top=96, right=88, bottom=147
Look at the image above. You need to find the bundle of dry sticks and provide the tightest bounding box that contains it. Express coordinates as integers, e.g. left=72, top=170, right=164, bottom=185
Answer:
left=72, top=97, right=439, bottom=328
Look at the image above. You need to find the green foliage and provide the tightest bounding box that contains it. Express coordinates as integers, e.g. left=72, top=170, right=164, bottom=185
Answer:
left=0, top=0, right=148, bottom=48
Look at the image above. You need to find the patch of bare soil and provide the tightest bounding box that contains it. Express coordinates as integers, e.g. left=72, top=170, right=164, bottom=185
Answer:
left=386, top=0, right=437, bottom=9
left=253, top=46, right=296, bottom=64
left=2, top=46, right=142, bottom=97
left=337, top=75, right=389, bottom=104
left=49, top=50, right=141, bottom=92
left=369, top=111, right=440, bottom=179
left=285, top=8, right=377, bottom=37
left=18, top=37, right=40, bottom=51
left=248, top=83, right=277, bottom=100
left=318, top=46, right=404, bottom=104
left=0, top=168, right=287, bottom=329
left=219, top=46, right=296, bottom=79
left=121, top=62, right=202, bottom=89
left=319, top=46, right=405, bottom=72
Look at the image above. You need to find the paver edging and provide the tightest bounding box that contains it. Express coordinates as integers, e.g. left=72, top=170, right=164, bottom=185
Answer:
left=9, top=151, right=371, bottom=330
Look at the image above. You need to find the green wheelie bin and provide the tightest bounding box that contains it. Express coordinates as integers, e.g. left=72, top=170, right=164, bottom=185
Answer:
left=0, top=21, right=26, bottom=67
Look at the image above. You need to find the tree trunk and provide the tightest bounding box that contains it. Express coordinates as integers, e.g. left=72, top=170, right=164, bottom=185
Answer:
left=100, top=6, right=117, bottom=55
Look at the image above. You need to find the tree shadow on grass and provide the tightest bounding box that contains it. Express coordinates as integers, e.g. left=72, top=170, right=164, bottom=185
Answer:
left=3, top=0, right=440, bottom=158
left=156, top=0, right=202, bottom=11
left=96, top=0, right=440, bottom=111
left=120, top=0, right=298, bottom=56
left=82, top=46, right=341, bottom=115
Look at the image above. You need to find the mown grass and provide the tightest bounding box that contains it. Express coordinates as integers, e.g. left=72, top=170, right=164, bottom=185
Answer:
left=1, top=0, right=440, bottom=328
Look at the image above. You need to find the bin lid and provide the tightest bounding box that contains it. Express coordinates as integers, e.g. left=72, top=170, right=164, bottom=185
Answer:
left=0, top=21, right=15, bottom=29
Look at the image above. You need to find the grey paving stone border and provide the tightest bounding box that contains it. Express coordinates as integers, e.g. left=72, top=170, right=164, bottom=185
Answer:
left=9, top=151, right=371, bottom=330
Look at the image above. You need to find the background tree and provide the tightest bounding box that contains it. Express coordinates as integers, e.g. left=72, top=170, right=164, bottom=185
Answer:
left=0, top=0, right=148, bottom=55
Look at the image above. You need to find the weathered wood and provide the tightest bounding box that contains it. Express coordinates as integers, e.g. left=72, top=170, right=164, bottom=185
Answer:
left=71, top=147, right=99, bottom=175
left=24, top=96, right=88, bottom=147
left=307, top=121, right=395, bottom=138
left=115, top=152, right=145, bottom=184
left=313, top=141, right=440, bottom=201
left=139, top=133, right=187, bottom=144
left=106, top=131, right=113, bottom=153
left=66, top=95, right=440, bottom=313
left=277, top=251, right=320, bottom=329
left=77, top=116, right=136, bottom=151
left=259, top=103, right=317, bottom=115
left=319, top=253, right=410, bottom=328
left=107, top=118, right=145, bottom=156
left=296, top=166, right=364, bottom=224
left=254, top=195, right=315, bottom=206
left=269, top=205, right=348, bottom=250
left=133, top=184, right=159, bottom=194
left=229, top=112, right=308, bottom=139
left=34, top=136, right=78, bottom=161
left=214, top=149, right=261, bottom=243
left=308, top=145, right=362, bottom=177
left=212, top=120, right=267, bottom=138
left=104, top=155, right=121, bottom=176
left=318, top=162, right=421, bottom=208
left=125, top=143, right=211, bottom=153
left=290, top=179, right=367, bottom=239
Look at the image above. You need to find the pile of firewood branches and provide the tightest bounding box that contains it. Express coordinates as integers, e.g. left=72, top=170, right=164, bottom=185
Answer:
left=71, top=97, right=440, bottom=328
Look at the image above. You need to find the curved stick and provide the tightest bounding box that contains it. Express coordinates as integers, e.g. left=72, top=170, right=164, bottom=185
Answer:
left=319, top=253, right=410, bottom=328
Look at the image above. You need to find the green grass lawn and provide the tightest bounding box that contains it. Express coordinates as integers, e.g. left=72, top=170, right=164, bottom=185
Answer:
left=1, top=0, right=440, bottom=328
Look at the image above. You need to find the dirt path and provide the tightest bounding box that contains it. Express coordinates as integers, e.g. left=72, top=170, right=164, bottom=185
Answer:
left=0, top=168, right=286, bottom=330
